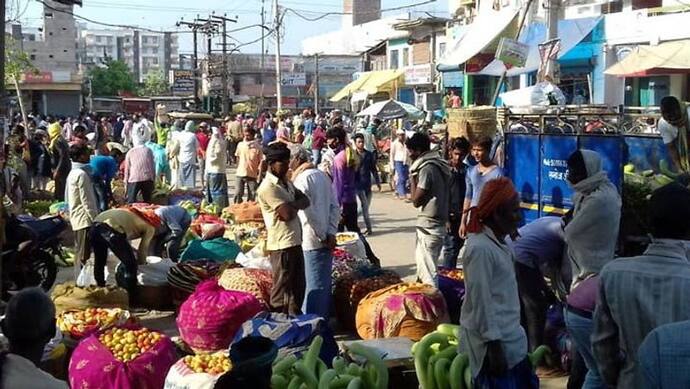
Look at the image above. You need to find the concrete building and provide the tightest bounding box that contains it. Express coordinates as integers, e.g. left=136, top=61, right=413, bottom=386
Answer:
left=9, top=0, right=82, bottom=116
left=80, top=29, right=180, bottom=82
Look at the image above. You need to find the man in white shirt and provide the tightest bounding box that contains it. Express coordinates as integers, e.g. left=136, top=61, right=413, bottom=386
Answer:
left=290, top=144, right=340, bottom=319
left=658, top=95, right=690, bottom=173
left=205, top=126, right=229, bottom=209
left=177, top=120, right=199, bottom=188
left=460, top=177, right=538, bottom=387
left=0, top=288, right=68, bottom=389
left=389, top=129, right=409, bottom=199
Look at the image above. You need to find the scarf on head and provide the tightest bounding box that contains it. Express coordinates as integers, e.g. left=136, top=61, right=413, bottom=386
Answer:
left=569, top=149, right=612, bottom=204
left=185, top=120, right=197, bottom=133
left=48, top=122, right=63, bottom=150
left=466, top=177, right=518, bottom=234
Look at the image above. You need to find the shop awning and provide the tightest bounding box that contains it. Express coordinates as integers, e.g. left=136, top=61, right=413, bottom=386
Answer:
left=330, top=69, right=405, bottom=102
left=437, top=8, right=520, bottom=72
left=475, top=16, right=602, bottom=76
left=605, top=39, right=690, bottom=77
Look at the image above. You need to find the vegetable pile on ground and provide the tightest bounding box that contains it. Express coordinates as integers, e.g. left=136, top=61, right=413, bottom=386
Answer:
left=97, top=327, right=164, bottom=362
left=412, top=324, right=552, bottom=389
left=57, top=308, right=131, bottom=339
left=271, top=335, right=388, bottom=389
left=183, top=353, right=232, bottom=375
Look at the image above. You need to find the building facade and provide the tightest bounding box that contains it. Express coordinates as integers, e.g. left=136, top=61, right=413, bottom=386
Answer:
left=80, top=29, right=180, bottom=82
left=9, top=0, right=82, bottom=116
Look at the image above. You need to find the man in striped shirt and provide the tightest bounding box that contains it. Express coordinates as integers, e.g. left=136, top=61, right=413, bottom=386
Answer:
left=124, top=139, right=155, bottom=203
left=592, top=183, right=690, bottom=389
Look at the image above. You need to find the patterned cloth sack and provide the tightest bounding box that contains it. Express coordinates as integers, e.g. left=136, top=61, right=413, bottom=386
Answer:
left=177, top=279, right=264, bottom=353
left=232, top=312, right=338, bottom=364
left=179, top=238, right=241, bottom=262
left=437, top=267, right=465, bottom=324
left=218, top=268, right=273, bottom=308
left=334, top=269, right=401, bottom=331
left=51, top=283, right=129, bottom=314
left=68, top=327, right=177, bottom=389
left=356, top=283, right=449, bottom=341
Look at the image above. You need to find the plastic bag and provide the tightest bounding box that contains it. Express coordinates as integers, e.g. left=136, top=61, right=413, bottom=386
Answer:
left=336, top=233, right=367, bottom=260
left=500, top=81, right=566, bottom=107
left=77, top=260, right=109, bottom=287
left=115, top=256, right=175, bottom=286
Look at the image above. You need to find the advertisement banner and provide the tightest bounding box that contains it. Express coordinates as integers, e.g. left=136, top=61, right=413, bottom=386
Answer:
left=404, top=64, right=432, bottom=85
left=170, top=70, right=195, bottom=95
left=23, top=72, right=53, bottom=83
left=495, top=37, right=529, bottom=68
left=281, top=73, right=307, bottom=87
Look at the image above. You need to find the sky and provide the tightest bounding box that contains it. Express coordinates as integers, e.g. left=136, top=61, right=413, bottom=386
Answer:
left=13, top=0, right=450, bottom=55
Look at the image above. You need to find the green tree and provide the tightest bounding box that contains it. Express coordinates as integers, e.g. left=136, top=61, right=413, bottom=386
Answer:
left=5, top=37, right=38, bottom=128
left=139, top=69, right=170, bottom=96
left=88, top=60, right=137, bottom=96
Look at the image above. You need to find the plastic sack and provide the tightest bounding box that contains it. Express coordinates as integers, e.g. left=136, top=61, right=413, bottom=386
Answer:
left=164, top=354, right=227, bottom=389
left=76, top=260, right=109, bottom=287
left=68, top=327, right=177, bottom=389
left=234, top=245, right=271, bottom=271
left=116, top=256, right=175, bottom=286
left=177, top=279, right=264, bottom=353
left=232, top=312, right=338, bottom=363
left=356, top=283, right=449, bottom=341
left=500, top=81, right=566, bottom=107
left=51, top=283, right=129, bottom=314
left=180, top=238, right=241, bottom=262
left=218, top=268, right=273, bottom=308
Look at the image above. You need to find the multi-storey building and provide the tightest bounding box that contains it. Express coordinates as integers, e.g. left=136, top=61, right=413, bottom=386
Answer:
left=80, top=29, right=180, bottom=83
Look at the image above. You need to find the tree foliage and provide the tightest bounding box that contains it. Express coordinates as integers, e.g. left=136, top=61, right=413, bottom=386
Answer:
left=5, top=37, right=37, bottom=84
left=139, top=69, right=170, bottom=96
left=88, top=60, right=137, bottom=96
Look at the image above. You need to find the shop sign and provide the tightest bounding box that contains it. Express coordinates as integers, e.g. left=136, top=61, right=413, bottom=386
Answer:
left=23, top=72, right=53, bottom=83
left=281, top=73, right=307, bottom=87
left=281, top=96, right=298, bottom=107
left=496, top=37, right=529, bottom=68
left=404, top=64, right=432, bottom=85
left=170, top=70, right=195, bottom=94
left=464, top=54, right=495, bottom=73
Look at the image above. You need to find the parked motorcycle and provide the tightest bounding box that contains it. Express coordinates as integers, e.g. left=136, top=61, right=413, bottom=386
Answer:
left=1, top=214, right=64, bottom=297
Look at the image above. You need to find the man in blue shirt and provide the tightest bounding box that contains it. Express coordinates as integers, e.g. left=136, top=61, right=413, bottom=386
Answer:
left=639, top=320, right=690, bottom=389
left=154, top=205, right=192, bottom=261
left=354, top=133, right=381, bottom=235
left=90, top=154, right=120, bottom=212
left=507, top=216, right=566, bottom=351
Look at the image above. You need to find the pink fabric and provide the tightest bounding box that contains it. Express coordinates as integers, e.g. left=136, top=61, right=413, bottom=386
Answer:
left=68, top=327, right=177, bottom=389
left=177, top=279, right=264, bottom=352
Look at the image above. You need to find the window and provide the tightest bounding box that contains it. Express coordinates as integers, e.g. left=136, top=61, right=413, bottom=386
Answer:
left=390, top=49, right=399, bottom=69
left=48, top=32, right=53, bottom=36
left=64, top=49, right=68, bottom=53
left=152, top=57, right=159, bottom=65
left=96, top=36, right=102, bottom=43
left=30, top=54, right=36, bottom=60
left=439, top=43, right=447, bottom=58
left=152, top=48, right=158, bottom=54
left=49, top=54, right=54, bottom=58
left=402, top=48, right=410, bottom=67
left=45, top=12, right=53, bottom=18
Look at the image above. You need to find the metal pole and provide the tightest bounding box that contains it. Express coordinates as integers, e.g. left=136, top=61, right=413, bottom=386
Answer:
left=193, top=27, right=199, bottom=107
left=274, top=0, right=283, bottom=111
left=0, top=0, right=6, bottom=302
left=260, top=0, right=266, bottom=112
left=221, top=17, right=229, bottom=116
left=546, top=0, right=561, bottom=81
left=314, top=54, right=319, bottom=115
left=490, top=0, right=534, bottom=105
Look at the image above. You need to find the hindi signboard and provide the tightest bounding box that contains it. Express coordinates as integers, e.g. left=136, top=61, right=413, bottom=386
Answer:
left=495, top=37, right=529, bottom=68
left=170, top=70, right=195, bottom=95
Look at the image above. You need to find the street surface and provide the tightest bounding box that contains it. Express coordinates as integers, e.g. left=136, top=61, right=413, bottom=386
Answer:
left=54, top=169, right=566, bottom=388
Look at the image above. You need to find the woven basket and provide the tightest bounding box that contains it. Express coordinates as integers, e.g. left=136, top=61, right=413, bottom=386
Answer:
left=447, top=106, right=498, bottom=142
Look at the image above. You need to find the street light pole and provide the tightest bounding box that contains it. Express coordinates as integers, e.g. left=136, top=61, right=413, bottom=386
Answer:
left=314, top=53, right=320, bottom=115
left=274, top=0, right=283, bottom=111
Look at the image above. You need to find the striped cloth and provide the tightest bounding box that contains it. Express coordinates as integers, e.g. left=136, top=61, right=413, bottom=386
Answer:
left=593, top=240, right=690, bottom=389
left=124, top=145, right=155, bottom=183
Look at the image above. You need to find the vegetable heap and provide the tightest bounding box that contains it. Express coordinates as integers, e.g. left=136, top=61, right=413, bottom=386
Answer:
left=271, top=336, right=388, bottom=389
left=412, top=324, right=551, bottom=389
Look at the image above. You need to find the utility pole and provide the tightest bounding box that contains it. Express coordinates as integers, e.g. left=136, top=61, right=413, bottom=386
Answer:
left=314, top=54, right=320, bottom=115
left=545, top=0, right=561, bottom=81
left=211, top=14, right=237, bottom=117
left=177, top=19, right=202, bottom=107
left=260, top=0, right=266, bottom=112
left=274, top=0, right=283, bottom=111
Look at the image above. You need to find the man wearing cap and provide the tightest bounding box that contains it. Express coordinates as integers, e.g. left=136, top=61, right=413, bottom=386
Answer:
left=460, top=177, right=537, bottom=387
left=290, top=144, right=339, bottom=319
left=257, top=143, right=310, bottom=315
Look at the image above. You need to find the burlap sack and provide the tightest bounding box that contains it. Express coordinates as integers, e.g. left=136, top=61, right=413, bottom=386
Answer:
left=225, top=201, right=263, bottom=224
left=51, top=283, right=129, bottom=314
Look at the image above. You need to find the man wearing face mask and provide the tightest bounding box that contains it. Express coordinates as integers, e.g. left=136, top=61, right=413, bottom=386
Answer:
left=460, top=177, right=537, bottom=388
left=593, top=183, right=690, bottom=389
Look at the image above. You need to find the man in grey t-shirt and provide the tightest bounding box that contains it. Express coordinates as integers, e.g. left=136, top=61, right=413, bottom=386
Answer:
left=408, top=133, right=451, bottom=286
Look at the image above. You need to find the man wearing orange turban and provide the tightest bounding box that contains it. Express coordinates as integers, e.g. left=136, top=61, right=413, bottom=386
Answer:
left=459, top=177, right=538, bottom=388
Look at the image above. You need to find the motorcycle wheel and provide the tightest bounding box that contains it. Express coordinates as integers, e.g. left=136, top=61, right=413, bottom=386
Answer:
left=27, top=249, right=58, bottom=292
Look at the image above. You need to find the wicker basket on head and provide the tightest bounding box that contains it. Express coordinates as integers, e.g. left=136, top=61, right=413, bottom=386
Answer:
left=447, top=106, right=498, bottom=142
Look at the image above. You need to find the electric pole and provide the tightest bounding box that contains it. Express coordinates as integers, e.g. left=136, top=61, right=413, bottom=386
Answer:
left=545, top=0, right=561, bottom=81
left=211, top=14, right=237, bottom=117
left=274, top=0, right=283, bottom=111
left=314, top=54, right=320, bottom=115
left=177, top=19, right=203, bottom=107
left=260, top=0, right=266, bottom=112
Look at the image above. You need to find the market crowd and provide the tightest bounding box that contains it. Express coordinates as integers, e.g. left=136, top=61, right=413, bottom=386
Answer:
left=2, top=97, right=690, bottom=389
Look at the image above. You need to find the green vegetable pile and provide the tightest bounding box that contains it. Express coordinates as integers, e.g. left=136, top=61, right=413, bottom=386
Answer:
left=412, top=324, right=551, bottom=389
left=24, top=200, right=52, bottom=217
left=200, top=200, right=220, bottom=216
left=271, top=336, right=388, bottom=389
